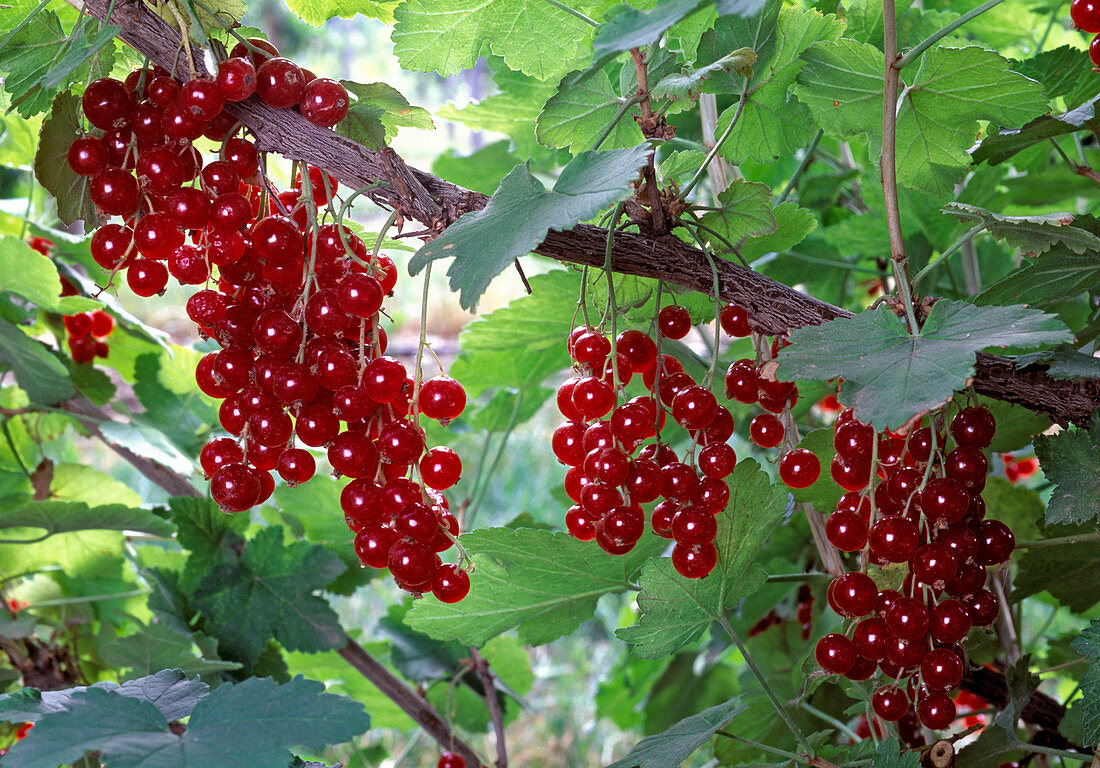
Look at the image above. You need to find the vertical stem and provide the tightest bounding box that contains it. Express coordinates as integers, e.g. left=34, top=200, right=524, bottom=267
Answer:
left=630, top=47, right=668, bottom=235
left=960, top=237, right=982, bottom=296
left=699, top=94, right=732, bottom=201
left=470, top=648, right=508, bottom=768
left=717, top=615, right=811, bottom=754
left=882, top=0, right=921, bottom=334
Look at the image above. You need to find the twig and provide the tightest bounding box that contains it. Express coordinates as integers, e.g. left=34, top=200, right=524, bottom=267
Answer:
left=340, top=640, right=486, bottom=768
left=881, top=0, right=920, bottom=334
left=1017, top=531, right=1100, bottom=548
left=776, top=130, right=823, bottom=204
left=630, top=47, right=668, bottom=235
left=894, top=0, right=1009, bottom=70
left=470, top=648, right=508, bottom=768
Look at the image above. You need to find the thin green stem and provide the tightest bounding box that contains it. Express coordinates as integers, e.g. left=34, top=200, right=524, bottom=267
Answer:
left=776, top=130, right=823, bottom=204
left=1016, top=531, right=1100, bottom=549
left=912, top=224, right=985, bottom=286
left=1020, top=745, right=1092, bottom=762
left=680, top=89, right=749, bottom=201
left=27, top=588, right=150, bottom=608
left=765, top=572, right=833, bottom=583
left=681, top=216, right=751, bottom=269
left=682, top=214, right=723, bottom=388
left=894, top=0, right=1009, bottom=69
left=799, top=701, right=861, bottom=743
left=717, top=615, right=810, bottom=753
left=592, top=96, right=643, bottom=152
left=1035, top=0, right=1064, bottom=55
left=411, top=263, right=432, bottom=441
left=535, top=0, right=599, bottom=27
left=465, top=392, right=523, bottom=530
left=715, top=731, right=801, bottom=762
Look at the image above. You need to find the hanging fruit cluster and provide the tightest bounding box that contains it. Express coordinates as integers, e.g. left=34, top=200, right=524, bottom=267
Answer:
left=555, top=301, right=755, bottom=579
left=65, top=40, right=471, bottom=602
left=813, top=405, right=1012, bottom=731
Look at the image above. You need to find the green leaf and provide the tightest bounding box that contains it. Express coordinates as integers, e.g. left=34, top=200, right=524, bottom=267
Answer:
left=798, top=43, right=1047, bottom=193
left=1071, top=619, right=1100, bottom=745
left=713, top=5, right=842, bottom=164
left=605, top=697, right=747, bottom=768
left=776, top=301, right=1071, bottom=429
left=0, top=669, right=207, bottom=724
left=405, top=527, right=666, bottom=647
left=0, top=501, right=174, bottom=538
left=336, top=81, right=433, bottom=150
left=1015, top=524, right=1100, bottom=612
left=872, top=739, right=921, bottom=768
left=740, top=201, right=817, bottom=260
left=535, top=69, right=644, bottom=151
left=285, top=0, right=398, bottom=25
left=0, top=318, right=75, bottom=405
left=132, top=348, right=217, bottom=457
left=976, top=247, right=1100, bottom=309
left=98, top=623, right=242, bottom=680
left=659, top=150, right=707, bottom=184
left=1013, top=45, right=1100, bottom=108
left=0, top=11, right=116, bottom=118
left=616, top=459, right=788, bottom=659
left=699, top=179, right=776, bottom=244
left=1033, top=414, right=1100, bottom=526
left=650, top=47, right=756, bottom=102
left=180, top=676, right=370, bottom=765
left=436, top=68, right=558, bottom=155
left=192, top=526, right=347, bottom=666
left=973, top=94, right=1100, bottom=166
left=3, top=674, right=369, bottom=768
left=33, top=91, right=106, bottom=231
left=391, top=0, right=594, bottom=80
left=592, top=0, right=705, bottom=59
left=0, top=235, right=72, bottom=312
left=169, top=496, right=247, bottom=584
left=450, top=269, right=577, bottom=401
left=1010, top=345, right=1100, bottom=380
left=943, top=203, right=1100, bottom=257
left=409, top=146, right=649, bottom=310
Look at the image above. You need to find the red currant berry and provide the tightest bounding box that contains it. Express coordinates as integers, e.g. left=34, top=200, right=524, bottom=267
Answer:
left=1072, top=0, right=1100, bottom=33
left=256, top=57, right=305, bottom=109
left=697, top=443, right=736, bottom=479
left=420, top=447, right=462, bottom=490
left=920, top=648, right=963, bottom=691
left=916, top=691, right=956, bottom=731
left=825, top=510, right=867, bottom=552
left=657, top=305, right=692, bottom=339
left=964, top=589, right=999, bottom=627
left=437, top=751, right=466, bottom=768
left=872, top=686, right=909, bottom=721
left=432, top=564, right=470, bottom=604
left=749, top=413, right=784, bottom=448
left=210, top=462, right=260, bottom=512
left=950, top=406, right=996, bottom=448
left=719, top=303, right=752, bottom=337
left=885, top=596, right=930, bottom=641
left=671, top=541, right=717, bottom=578
left=815, top=633, right=856, bottom=675
left=779, top=448, right=820, bottom=489
left=67, top=137, right=109, bottom=176
left=868, top=516, right=920, bottom=563
left=828, top=572, right=877, bottom=618
left=217, top=57, right=257, bottom=101
left=930, top=599, right=974, bottom=643
left=975, top=519, right=1015, bottom=565
left=911, top=542, right=959, bottom=587
left=920, top=477, right=970, bottom=525
left=90, top=168, right=140, bottom=216
left=852, top=617, right=890, bottom=660
left=671, top=385, right=717, bottom=430
left=126, top=259, right=169, bottom=297
left=299, top=78, right=350, bottom=127
left=277, top=448, right=316, bottom=485
left=82, top=78, right=135, bottom=130
left=418, top=377, right=466, bottom=422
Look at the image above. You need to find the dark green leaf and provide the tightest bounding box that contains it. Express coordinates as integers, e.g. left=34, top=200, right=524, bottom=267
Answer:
left=872, top=739, right=921, bottom=768
left=976, top=247, right=1100, bottom=309
left=409, top=147, right=648, bottom=310
left=604, top=696, right=746, bottom=768
left=616, top=459, right=789, bottom=658
left=1013, top=46, right=1100, bottom=108
left=33, top=91, right=106, bottom=231
left=699, top=179, right=776, bottom=244
left=0, top=318, right=75, bottom=405
left=406, top=527, right=666, bottom=647
left=132, top=349, right=217, bottom=457
left=650, top=48, right=756, bottom=102
left=169, top=496, right=248, bottom=587
left=973, top=94, right=1100, bottom=166
left=192, top=526, right=346, bottom=666
left=592, top=0, right=705, bottom=59
left=1071, top=619, right=1100, bottom=745
left=97, top=623, right=242, bottom=680
left=776, top=302, right=1071, bottom=429
left=1010, top=345, right=1100, bottom=380
left=1033, top=414, right=1100, bottom=526
left=431, top=140, right=519, bottom=195
left=1015, top=522, right=1100, bottom=612
left=944, top=203, right=1100, bottom=256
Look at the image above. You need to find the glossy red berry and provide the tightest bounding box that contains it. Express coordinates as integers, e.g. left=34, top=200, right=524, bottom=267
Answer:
left=217, top=57, right=257, bottom=101
left=256, top=57, right=305, bottom=109
left=950, top=406, right=996, bottom=448
left=697, top=443, right=736, bottom=479
left=829, top=572, right=877, bottom=618
left=671, top=541, right=717, bottom=578
left=815, top=633, right=856, bottom=675
left=418, top=377, right=466, bottom=422
left=432, top=565, right=470, bottom=604
left=911, top=542, right=959, bottom=587
left=437, top=751, right=466, bottom=768
left=869, top=516, right=920, bottom=563
left=825, top=510, right=867, bottom=551
left=852, top=617, right=890, bottom=660
left=749, top=413, right=784, bottom=448
left=420, top=447, right=462, bottom=490
left=965, top=589, right=999, bottom=627
left=277, top=448, right=316, bottom=485
left=671, top=385, right=717, bottom=430
left=90, top=168, right=140, bottom=216
left=68, top=137, right=109, bottom=176
left=930, top=599, right=974, bottom=643
left=657, top=305, right=692, bottom=339
left=299, top=78, right=350, bottom=127
left=210, top=462, right=260, bottom=512
left=917, top=692, right=956, bottom=731
left=975, top=519, right=1015, bottom=565
left=779, top=448, right=820, bottom=489
left=885, top=596, right=929, bottom=641
left=1072, top=0, right=1100, bottom=33
left=82, top=78, right=134, bottom=130
left=920, top=477, right=970, bottom=525
left=920, top=648, right=964, bottom=691
left=719, top=303, right=751, bottom=337
left=872, top=686, right=909, bottom=721
left=126, top=259, right=169, bottom=297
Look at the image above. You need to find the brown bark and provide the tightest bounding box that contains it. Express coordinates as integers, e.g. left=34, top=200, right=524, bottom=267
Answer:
left=75, top=0, right=1100, bottom=426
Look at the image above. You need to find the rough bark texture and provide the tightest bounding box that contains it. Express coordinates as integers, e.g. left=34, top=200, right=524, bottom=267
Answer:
left=78, top=0, right=1100, bottom=425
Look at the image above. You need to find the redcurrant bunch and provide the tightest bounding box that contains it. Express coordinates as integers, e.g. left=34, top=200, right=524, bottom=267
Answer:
left=811, top=403, right=1012, bottom=733
left=68, top=51, right=469, bottom=603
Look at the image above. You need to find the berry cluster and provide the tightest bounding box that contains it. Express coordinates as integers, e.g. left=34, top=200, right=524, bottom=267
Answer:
left=555, top=302, right=753, bottom=579
left=62, top=309, right=115, bottom=364
left=727, top=352, right=823, bottom=489
left=67, top=45, right=471, bottom=602
left=1071, top=0, right=1100, bottom=66
left=813, top=405, right=1013, bottom=731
